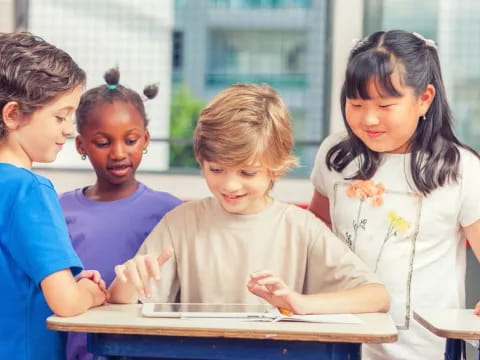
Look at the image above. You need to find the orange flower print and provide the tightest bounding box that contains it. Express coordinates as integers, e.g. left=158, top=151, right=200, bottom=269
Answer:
left=346, top=180, right=385, bottom=207
left=345, top=180, right=385, bottom=250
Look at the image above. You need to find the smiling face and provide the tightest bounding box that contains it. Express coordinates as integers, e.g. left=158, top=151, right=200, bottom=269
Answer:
left=202, top=160, right=273, bottom=215
left=6, top=85, right=82, bottom=168
left=345, top=72, right=434, bottom=154
left=76, top=101, right=149, bottom=196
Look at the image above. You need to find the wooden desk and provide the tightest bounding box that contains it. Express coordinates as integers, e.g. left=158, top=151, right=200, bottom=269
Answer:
left=414, top=308, right=480, bottom=360
left=47, top=304, right=398, bottom=360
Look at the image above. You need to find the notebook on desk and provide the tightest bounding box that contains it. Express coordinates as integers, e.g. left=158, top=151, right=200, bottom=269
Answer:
left=141, top=302, right=362, bottom=324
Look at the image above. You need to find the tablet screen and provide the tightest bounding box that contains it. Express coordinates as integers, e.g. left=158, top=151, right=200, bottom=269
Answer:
left=153, top=303, right=270, bottom=313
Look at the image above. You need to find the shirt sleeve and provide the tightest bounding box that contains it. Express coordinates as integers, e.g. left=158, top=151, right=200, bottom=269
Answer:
left=137, top=215, right=180, bottom=302
left=310, top=133, right=345, bottom=196
left=459, top=149, right=480, bottom=227
left=303, top=212, right=382, bottom=293
left=5, top=181, right=83, bottom=285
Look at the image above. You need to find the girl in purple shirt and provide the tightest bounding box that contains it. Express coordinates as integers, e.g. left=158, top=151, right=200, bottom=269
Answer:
left=60, top=68, right=182, bottom=360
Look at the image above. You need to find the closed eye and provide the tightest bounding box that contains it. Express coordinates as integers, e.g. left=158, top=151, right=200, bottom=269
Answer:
left=56, top=116, right=66, bottom=122
left=125, top=138, right=138, bottom=145
left=209, top=167, right=223, bottom=174
left=241, top=170, right=257, bottom=177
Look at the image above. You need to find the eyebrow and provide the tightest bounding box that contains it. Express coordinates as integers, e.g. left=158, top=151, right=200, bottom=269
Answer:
left=55, top=106, right=75, bottom=113
left=93, top=128, right=142, bottom=136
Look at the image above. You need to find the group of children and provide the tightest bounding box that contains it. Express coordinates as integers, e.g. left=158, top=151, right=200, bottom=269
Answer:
left=0, top=29, right=479, bottom=360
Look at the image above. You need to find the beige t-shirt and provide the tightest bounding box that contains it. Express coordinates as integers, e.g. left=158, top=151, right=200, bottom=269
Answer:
left=139, top=197, right=380, bottom=303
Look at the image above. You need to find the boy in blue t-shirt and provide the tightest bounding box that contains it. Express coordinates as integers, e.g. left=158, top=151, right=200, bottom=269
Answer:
left=0, top=32, right=106, bottom=360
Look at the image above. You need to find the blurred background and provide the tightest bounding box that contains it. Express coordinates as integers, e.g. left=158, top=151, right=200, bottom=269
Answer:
left=0, top=0, right=478, bottom=203
left=1, top=0, right=480, bottom=355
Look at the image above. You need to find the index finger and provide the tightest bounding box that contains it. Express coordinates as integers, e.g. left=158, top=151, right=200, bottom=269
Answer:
left=157, top=247, right=173, bottom=266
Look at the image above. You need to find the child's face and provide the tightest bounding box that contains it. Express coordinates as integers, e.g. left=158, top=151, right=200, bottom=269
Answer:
left=10, top=85, right=82, bottom=167
left=202, top=160, right=274, bottom=215
left=345, top=72, right=432, bottom=154
left=77, top=101, right=149, bottom=188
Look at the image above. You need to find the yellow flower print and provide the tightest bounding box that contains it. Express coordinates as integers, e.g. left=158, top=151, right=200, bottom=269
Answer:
left=374, top=211, right=411, bottom=272
left=388, top=211, right=411, bottom=234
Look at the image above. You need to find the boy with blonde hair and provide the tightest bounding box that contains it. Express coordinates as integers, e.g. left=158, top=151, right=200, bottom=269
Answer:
left=109, top=84, right=389, bottom=315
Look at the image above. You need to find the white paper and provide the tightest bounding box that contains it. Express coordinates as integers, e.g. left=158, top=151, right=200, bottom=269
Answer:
left=274, top=313, right=362, bottom=324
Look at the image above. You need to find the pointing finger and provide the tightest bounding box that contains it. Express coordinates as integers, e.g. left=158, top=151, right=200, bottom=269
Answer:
left=157, top=247, right=173, bottom=266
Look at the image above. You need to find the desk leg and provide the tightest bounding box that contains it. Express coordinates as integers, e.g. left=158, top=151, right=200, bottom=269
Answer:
left=88, top=333, right=362, bottom=359
left=445, top=339, right=465, bottom=360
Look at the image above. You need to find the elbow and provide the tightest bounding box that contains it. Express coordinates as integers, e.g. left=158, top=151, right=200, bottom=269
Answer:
left=49, top=292, right=90, bottom=317
left=52, top=301, right=88, bottom=317
left=374, top=284, right=390, bottom=313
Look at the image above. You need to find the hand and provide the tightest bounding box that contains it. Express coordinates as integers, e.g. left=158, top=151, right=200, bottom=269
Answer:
left=76, top=269, right=109, bottom=300
left=114, top=247, right=173, bottom=298
left=474, top=300, right=480, bottom=316
left=247, top=270, right=305, bottom=315
left=77, top=277, right=107, bottom=307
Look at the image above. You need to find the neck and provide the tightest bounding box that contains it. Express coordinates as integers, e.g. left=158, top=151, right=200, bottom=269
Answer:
left=84, top=180, right=139, bottom=201
left=0, top=144, right=32, bottom=168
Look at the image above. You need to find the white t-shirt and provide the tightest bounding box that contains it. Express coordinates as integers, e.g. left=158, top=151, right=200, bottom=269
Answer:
left=311, top=132, right=480, bottom=360
left=138, top=196, right=381, bottom=304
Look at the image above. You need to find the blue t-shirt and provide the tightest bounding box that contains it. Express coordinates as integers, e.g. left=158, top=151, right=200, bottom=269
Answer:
left=60, top=182, right=181, bottom=360
left=0, top=163, right=83, bottom=360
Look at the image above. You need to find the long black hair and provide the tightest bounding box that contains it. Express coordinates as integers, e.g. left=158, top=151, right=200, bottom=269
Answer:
left=327, top=30, right=478, bottom=195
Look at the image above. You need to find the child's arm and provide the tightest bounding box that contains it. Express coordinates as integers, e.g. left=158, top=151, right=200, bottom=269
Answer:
left=108, top=247, right=173, bottom=304
left=463, top=219, right=480, bottom=315
left=247, top=270, right=389, bottom=314
left=308, top=190, right=332, bottom=228
left=41, top=269, right=107, bottom=317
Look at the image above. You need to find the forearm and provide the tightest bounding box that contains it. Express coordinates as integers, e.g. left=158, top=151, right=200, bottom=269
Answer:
left=108, top=277, right=140, bottom=304
left=41, top=272, right=103, bottom=317
left=297, top=283, right=390, bottom=314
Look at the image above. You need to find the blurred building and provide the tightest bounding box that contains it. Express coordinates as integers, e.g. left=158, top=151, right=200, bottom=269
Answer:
left=171, top=0, right=330, bottom=175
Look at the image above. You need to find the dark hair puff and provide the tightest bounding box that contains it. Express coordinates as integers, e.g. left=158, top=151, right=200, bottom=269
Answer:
left=75, top=67, right=158, bottom=133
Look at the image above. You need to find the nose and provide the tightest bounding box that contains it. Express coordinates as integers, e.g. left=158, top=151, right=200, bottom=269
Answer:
left=364, top=110, right=380, bottom=126
left=110, top=141, right=127, bottom=160
left=222, top=174, right=242, bottom=193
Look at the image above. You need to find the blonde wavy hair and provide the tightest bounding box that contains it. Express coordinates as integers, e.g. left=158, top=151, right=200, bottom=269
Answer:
left=194, top=83, right=298, bottom=179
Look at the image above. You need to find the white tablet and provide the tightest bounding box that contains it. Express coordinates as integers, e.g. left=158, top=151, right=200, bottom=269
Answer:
left=141, top=302, right=274, bottom=319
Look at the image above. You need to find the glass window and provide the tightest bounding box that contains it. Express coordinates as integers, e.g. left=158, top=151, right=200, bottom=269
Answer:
left=208, top=0, right=311, bottom=9
left=24, top=0, right=330, bottom=177
left=207, top=29, right=307, bottom=88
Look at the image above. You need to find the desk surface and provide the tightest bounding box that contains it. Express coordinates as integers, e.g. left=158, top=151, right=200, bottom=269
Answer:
left=414, top=308, right=480, bottom=340
left=47, top=304, right=397, bottom=344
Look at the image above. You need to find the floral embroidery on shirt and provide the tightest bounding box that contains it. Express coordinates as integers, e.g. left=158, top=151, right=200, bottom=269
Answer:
left=345, top=180, right=385, bottom=250
left=374, top=211, right=411, bottom=272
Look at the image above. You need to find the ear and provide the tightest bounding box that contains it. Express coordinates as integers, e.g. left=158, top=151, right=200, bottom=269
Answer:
left=418, top=84, right=435, bottom=115
left=2, top=101, right=23, bottom=130
left=75, top=135, right=85, bottom=155
left=143, top=129, right=150, bottom=151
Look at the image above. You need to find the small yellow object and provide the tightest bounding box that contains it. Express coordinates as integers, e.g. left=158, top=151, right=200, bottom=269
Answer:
left=278, top=307, right=292, bottom=316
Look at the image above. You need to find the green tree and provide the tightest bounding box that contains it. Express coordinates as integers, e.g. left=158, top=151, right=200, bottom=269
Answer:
left=169, top=85, right=205, bottom=168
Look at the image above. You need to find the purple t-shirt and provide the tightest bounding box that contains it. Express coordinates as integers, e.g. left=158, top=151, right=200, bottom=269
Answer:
left=60, top=182, right=181, bottom=360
